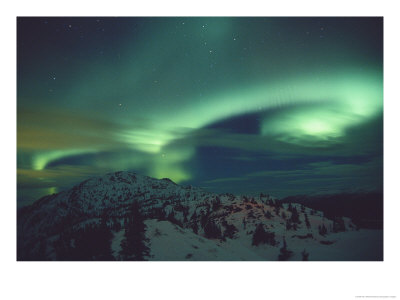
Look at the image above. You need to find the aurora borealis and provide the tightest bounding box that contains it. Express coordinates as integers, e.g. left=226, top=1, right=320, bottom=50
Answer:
left=17, top=17, right=383, bottom=206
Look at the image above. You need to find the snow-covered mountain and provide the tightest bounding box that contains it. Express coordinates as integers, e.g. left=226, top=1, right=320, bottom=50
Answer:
left=17, top=171, right=382, bottom=261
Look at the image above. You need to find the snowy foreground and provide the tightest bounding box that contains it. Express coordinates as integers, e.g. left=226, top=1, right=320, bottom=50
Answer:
left=17, top=171, right=383, bottom=261
left=143, top=221, right=382, bottom=261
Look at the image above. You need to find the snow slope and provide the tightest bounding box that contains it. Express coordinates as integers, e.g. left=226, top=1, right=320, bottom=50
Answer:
left=17, top=171, right=383, bottom=261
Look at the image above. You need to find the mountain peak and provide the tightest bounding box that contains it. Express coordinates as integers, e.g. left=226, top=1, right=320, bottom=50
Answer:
left=17, top=171, right=373, bottom=261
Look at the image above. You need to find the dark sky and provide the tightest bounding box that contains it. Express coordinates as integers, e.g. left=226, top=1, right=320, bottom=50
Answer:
left=17, top=17, right=383, bottom=206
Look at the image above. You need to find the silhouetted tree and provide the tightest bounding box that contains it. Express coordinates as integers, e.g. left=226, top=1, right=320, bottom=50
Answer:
left=58, top=216, right=114, bottom=261
left=167, top=210, right=175, bottom=222
left=95, top=216, right=114, bottom=260
left=212, top=197, right=222, bottom=211
left=264, top=211, right=273, bottom=219
left=278, top=237, right=293, bottom=261
left=167, top=209, right=182, bottom=227
left=54, top=231, right=74, bottom=260
left=301, top=249, right=309, bottom=261
left=289, top=207, right=301, bottom=224
left=223, top=223, right=238, bottom=239
left=318, top=224, right=328, bottom=236
left=191, top=221, right=199, bottom=234
left=120, top=201, right=149, bottom=260
left=286, top=219, right=292, bottom=230
left=204, top=220, right=222, bottom=239
left=274, top=206, right=281, bottom=216
left=305, top=214, right=311, bottom=229
left=286, top=219, right=298, bottom=231
left=332, top=217, right=346, bottom=233
left=190, top=210, right=197, bottom=221
left=112, top=217, right=122, bottom=231
left=252, top=224, right=277, bottom=246
left=200, top=211, right=208, bottom=228
left=152, top=207, right=166, bottom=221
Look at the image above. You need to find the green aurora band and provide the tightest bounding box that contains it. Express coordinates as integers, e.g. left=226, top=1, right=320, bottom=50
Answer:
left=17, top=17, right=383, bottom=204
left=26, top=67, right=382, bottom=181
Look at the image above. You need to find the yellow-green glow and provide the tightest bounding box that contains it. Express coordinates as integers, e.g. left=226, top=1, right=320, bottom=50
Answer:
left=149, top=146, right=194, bottom=183
left=116, top=128, right=185, bottom=154
left=32, top=150, right=95, bottom=170
left=47, top=187, right=58, bottom=195
left=301, top=120, right=339, bottom=137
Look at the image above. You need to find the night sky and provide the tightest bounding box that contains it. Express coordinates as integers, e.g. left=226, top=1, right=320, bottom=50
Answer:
left=17, top=17, right=383, bottom=206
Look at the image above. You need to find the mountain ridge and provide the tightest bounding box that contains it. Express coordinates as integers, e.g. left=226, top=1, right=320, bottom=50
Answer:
left=17, top=171, right=382, bottom=261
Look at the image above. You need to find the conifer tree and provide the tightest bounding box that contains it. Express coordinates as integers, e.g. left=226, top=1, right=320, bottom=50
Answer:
left=252, top=224, right=276, bottom=246
left=318, top=223, right=328, bottom=236
left=192, top=221, right=199, bottom=234
left=121, top=200, right=149, bottom=260
left=332, top=216, right=346, bottom=233
left=301, top=249, right=309, bottom=261
left=289, top=207, right=301, bottom=224
left=305, top=213, right=311, bottom=229
left=204, top=220, right=222, bottom=239
left=67, top=214, right=114, bottom=261
left=264, top=210, right=273, bottom=219
left=274, top=206, right=281, bottom=216
left=95, top=216, right=114, bottom=261
left=223, top=223, right=238, bottom=239
left=278, top=237, right=293, bottom=261
left=286, top=219, right=292, bottom=230
left=190, top=210, right=197, bottom=221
